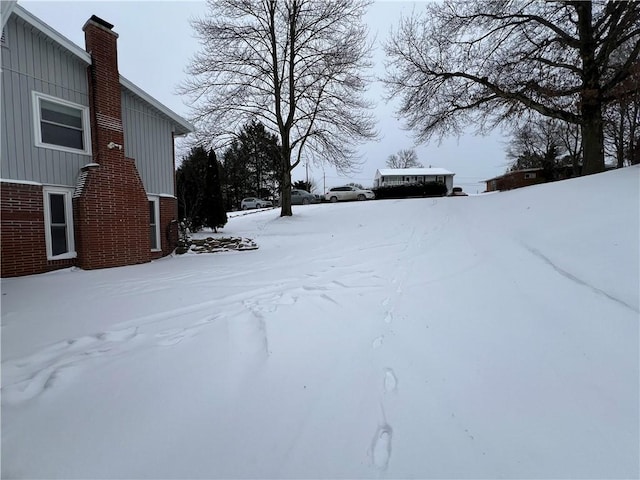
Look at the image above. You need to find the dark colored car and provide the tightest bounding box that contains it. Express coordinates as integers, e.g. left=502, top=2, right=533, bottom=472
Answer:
left=448, top=187, right=468, bottom=197
left=291, top=189, right=320, bottom=205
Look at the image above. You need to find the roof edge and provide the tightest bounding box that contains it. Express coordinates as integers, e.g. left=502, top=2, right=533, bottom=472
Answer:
left=1, top=1, right=17, bottom=29
left=12, top=4, right=92, bottom=63
left=376, top=168, right=455, bottom=176
left=120, top=76, right=193, bottom=135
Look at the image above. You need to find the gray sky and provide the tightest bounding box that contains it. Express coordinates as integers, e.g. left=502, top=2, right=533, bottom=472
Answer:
left=20, top=0, right=510, bottom=193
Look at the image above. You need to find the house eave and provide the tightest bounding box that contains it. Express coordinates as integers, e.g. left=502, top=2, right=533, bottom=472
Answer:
left=1, top=1, right=17, bottom=29
left=12, top=4, right=92, bottom=63
left=120, top=76, right=194, bottom=135
left=376, top=168, right=455, bottom=177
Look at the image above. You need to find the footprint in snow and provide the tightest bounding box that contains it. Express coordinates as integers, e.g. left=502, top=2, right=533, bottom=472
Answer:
left=372, top=336, right=384, bottom=349
left=383, top=368, right=397, bottom=393
left=370, top=424, right=393, bottom=470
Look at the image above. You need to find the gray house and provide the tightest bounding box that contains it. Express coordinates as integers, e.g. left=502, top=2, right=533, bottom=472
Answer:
left=373, top=168, right=455, bottom=194
left=1, top=3, right=193, bottom=277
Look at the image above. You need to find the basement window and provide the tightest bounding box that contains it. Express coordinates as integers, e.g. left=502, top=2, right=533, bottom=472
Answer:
left=33, top=91, right=91, bottom=155
left=524, top=173, right=537, bottom=179
left=43, top=187, right=76, bottom=260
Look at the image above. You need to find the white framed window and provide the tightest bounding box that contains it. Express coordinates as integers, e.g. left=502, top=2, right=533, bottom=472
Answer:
left=148, top=196, right=161, bottom=251
left=43, top=186, right=76, bottom=260
left=524, top=172, right=537, bottom=179
left=436, top=175, right=445, bottom=182
left=32, top=91, right=91, bottom=155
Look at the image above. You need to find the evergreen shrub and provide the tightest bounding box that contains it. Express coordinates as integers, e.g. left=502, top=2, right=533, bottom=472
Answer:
left=373, top=181, right=447, bottom=199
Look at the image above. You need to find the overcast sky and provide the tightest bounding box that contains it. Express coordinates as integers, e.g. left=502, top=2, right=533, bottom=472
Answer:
left=20, top=0, right=510, bottom=192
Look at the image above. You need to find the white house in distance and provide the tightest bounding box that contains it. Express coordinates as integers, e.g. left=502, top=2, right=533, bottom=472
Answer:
left=373, top=168, right=455, bottom=194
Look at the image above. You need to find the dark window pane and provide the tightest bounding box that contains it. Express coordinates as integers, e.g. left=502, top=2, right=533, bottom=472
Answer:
left=149, top=201, right=156, bottom=223
left=41, top=122, right=83, bottom=149
left=51, top=226, right=68, bottom=256
left=150, top=225, right=157, bottom=249
left=41, top=100, right=83, bottom=128
left=49, top=194, right=66, bottom=224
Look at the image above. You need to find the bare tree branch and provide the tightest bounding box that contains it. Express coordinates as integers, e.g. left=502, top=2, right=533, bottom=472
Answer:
left=383, top=0, right=640, bottom=175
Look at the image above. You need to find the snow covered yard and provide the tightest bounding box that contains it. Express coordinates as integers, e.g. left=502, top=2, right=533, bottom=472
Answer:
left=2, top=166, right=639, bottom=479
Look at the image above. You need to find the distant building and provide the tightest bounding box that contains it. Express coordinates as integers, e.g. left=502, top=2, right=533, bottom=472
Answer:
left=485, top=169, right=545, bottom=192
left=1, top=3, right=193, bottom=277
left=373, top=168, right=455, bottom=194
left=485, top=166, right=579, bottom=192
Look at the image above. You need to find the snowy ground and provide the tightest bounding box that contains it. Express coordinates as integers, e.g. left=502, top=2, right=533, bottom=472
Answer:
left=2, top=166, right=639, bottom=479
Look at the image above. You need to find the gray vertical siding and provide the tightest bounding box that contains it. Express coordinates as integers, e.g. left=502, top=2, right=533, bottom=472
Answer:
left=121, top=89, right=175, bottom=196
left=2, top=14, right=179, bottom=195
left=1, top=15, right=90, bottom=187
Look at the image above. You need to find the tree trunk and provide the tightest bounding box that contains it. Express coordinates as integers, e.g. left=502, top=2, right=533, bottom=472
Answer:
left=617, top=106, right=626, bottom=169
left=576, top=2, right=605, bottom=176
left=280, top=143, right=292, bottom=216
left=581, top=101, right=606, bottom=175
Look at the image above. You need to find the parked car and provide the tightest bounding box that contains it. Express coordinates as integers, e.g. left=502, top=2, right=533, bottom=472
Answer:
left=448, top=187, right=468, bottom=197
left=274, top=190, right=322, bottom=206
left=240, top=197, right=273, bottom=210
left=291, top=189, right=320, bottom=205
left=324, top=186, right=375, bottom=202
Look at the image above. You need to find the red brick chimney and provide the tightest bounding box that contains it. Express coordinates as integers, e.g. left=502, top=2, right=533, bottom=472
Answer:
left=73, top=15, right=151, bottom=269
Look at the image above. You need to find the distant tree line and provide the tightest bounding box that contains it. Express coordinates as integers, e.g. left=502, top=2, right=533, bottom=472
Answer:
left=177, top=120, right=281, bottom=232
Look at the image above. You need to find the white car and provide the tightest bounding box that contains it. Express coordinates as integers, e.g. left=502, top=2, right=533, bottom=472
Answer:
left=324, top=186, right=375, bottom=202
left=240, top=197, right=273, bottom=210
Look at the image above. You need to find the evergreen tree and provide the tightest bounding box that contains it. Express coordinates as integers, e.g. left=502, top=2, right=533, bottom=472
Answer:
left=292, top=180, right=315, bottom=193
left=177, top=146, right=208, bottom=230
left=177, top=146, right=227, bottom=232
left=204, top=149, right=227, bottom=233
left=221, top=120, right=282, bottom=209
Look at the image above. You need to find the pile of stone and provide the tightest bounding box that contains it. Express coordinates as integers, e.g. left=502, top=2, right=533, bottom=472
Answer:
left=176, top=237, right=258, bottom=255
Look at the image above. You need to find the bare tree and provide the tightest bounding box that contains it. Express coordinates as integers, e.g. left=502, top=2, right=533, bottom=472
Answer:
left=505, top=116, right=578, bottom=177
left=181, top=0, right=377, bottom=216
left=384, top=1, right=640, bottom=176
left=604, top=53, right=640, bottom=168
left=386, top=148, right=423, bottom=168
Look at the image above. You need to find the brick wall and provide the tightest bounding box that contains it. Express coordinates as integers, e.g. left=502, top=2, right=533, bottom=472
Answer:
left=1, top=182, right=75, bottom=277
left=152, top=196, right=178, bottom=259
left=73, top=160, right=151, bottom=270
